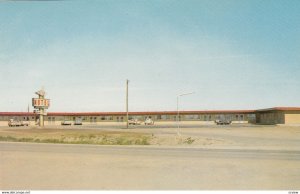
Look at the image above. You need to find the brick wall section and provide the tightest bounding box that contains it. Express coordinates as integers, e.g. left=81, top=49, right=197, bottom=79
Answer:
left=285, top=113, right=300, bottom=124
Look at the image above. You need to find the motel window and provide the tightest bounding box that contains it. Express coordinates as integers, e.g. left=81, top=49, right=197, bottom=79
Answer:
left=157, top=115, right=161, bottom=120
left=105, top=116, right=113, bottom=120
left=185, top=115, right=195, bottom=120
left=146, top=116, right=152, bottom=119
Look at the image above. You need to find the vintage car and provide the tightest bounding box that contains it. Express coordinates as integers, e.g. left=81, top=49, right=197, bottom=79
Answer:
left=8, top=119, right=29, bottom=127
left=74, top=118, right=83, bottom=125
left=128, top=119, right=142, bottom=125
left=61, top=120, right=72, bottom=125
left=144, top=118, right=154, bottom=125
left=215, top=119, right=232, bottom=125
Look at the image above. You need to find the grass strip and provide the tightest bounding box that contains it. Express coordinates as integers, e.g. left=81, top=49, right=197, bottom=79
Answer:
left=0, top=135, right=150, bottom=145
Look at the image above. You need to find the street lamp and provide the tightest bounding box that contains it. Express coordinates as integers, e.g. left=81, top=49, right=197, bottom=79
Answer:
left=177, top=92, right=195, bottom=135
left=126, top=79, right=129, bottom=129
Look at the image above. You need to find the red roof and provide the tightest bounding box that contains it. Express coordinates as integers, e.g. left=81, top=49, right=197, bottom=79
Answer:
left=0, top=112, right=35, bottom=116
left=0, top=110, right=255, bottom=117
left=1, top=107, right=299, bottom=116
left=256, top=107, right=300, bottom=112
left=273, top=107, right=300, bottom=111
left=40, top=110, right=256, bottom=116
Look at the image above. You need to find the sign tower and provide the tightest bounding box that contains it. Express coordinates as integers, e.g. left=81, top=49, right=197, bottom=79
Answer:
left=32, top=88, right=50, bottom=127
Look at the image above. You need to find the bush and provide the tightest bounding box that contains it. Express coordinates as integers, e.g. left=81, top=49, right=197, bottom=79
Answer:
left=184, top=137, right=195, bottom=144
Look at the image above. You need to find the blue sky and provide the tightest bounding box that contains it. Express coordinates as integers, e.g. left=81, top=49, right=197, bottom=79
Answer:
left=0, top=0, right=299, bottom=112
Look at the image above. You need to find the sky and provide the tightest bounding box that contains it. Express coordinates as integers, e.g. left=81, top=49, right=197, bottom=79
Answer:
left=0, top=0, right=299, bottom=112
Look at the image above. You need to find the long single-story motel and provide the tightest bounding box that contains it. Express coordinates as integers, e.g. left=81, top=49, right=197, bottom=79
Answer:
left=0, top=107, right=300, bottom=126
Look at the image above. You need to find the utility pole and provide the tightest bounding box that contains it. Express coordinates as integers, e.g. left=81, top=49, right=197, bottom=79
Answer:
left=126, top=79, right=129, bottom=128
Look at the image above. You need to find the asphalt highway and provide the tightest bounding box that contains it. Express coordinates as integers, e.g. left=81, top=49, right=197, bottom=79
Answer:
left=1, top=142, right=300, bottom=160
left=1, top=142, right=300, bottom=190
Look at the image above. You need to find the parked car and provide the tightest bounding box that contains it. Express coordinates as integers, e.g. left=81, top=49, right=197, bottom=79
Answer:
left=8, top=119, right=29, bottom=127
left=128, top=119, right=142, bottom=125
left=21, top=121, right=30, bottom=126
left=215, top=119, right=231, bottom=125
left=144, top=118, right=154, bottom=125
left=74, top=118, right=82, bottom=125
left=8, top=119, right=21, bottom=127
left=61, top=120, right=72, bottom=125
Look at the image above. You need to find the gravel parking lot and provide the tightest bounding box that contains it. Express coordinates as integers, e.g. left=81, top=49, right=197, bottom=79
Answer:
left=1, top=123, right=299, bottom=148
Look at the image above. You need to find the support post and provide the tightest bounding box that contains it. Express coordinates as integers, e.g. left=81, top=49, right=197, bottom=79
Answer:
left=177, top=96, right=180, bottom=135
left=39, top=95, right=44, bottom=127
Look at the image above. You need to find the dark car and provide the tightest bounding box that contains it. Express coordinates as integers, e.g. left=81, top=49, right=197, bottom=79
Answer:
left=215, top=119, right=231, bottom=125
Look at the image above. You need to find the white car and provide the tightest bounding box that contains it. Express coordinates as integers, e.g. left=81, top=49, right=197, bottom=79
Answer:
left=21, top=121, right=30, bottom=126
left=61, top=120, right=72, bottom=125
left=128, top=119, right=142, bottom=125
left=8, top=119, right=29, bottom=127
left=144, top=118, right=154, bottom=125
left=8, top=119, right=21, bottom=127
left=74, top=118, right=82, bottom=125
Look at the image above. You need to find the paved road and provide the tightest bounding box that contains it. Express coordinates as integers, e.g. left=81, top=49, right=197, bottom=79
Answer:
left=1, top=142, right=300, bottom=190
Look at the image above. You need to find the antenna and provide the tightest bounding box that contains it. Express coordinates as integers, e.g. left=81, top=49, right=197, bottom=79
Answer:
left=35, top=87, right=46, bottom=97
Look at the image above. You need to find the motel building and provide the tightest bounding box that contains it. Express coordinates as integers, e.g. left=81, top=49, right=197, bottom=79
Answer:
left=0, top=107, right=299, bottom=126
left=255, top=107, right=300, bottom=125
